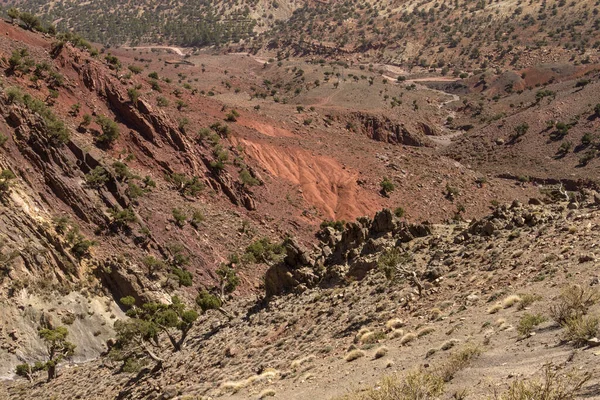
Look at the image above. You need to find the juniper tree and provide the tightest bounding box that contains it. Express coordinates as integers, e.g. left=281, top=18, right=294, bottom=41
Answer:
left=16, top=326, right=75, bottom=381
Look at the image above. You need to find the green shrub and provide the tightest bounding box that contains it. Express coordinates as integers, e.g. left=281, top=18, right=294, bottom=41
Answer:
left=96, top=116, right=120, bottom=147
left=380, top=178, right=395, bottom=196
left=239, top=169, right=260, bottom=186
left=85, top=166, right=108, bottom=189
left=195, top=290, right=221, bottom=312
left=0, top=169, right=16, bottom=192
left=172, top=208, right=187, bottom=227
left=563, top=315, right=599, bottom=347
left=243, top=238, right=284, bottom=264
left=172, top=267, right=193, bottom=287
left=517, top=313, right=547, bottom=336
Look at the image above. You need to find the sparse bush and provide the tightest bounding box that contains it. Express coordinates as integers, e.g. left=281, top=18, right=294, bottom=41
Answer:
left=225, top=109, right=239, bottom=122
left=195, top=290, right=221, bottom=312
left=85, top=166, right=108, bottom=189
left=172, top=208, right=187, bottom=227
left=492, top=364, right=591, bottom=400
left=380, top=177, right=395, bottom=196
left=239, top=169, right=260, bottom=186
left=562, top=315, right=599, bottom=347
left=517, top=313, right=547, bottom=336
left=108, top=207, right=137, bottom=230
left=437, top=346, right=481, bottom=382
left=96, top=115, right=120, bottom=147
left=172, top=267, right=193, bottom=287
left=320, top=220, right=345, bottom=231
left=518, top=293, right=542, bottom=310
left=243, top=237, right=284, bottom=265
left=335, top=369, right=444, bottom=400
left=550, top=285, right=599, bottom=325
left=394, top=207, right=405, bottom=218
left=0, top=169, right=16, bottom=192
left=190, top=210, right=204, bottom=229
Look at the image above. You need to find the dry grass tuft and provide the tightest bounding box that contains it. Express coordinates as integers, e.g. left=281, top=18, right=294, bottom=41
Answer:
left=345, top=349, right=365, bottom=362
left=502, top=295, right=522, bottom=309
left=417, top=326, right=435, bottom=337
left=488, top=304, right=502, bottom=314
left=290, top=355, right=315, bottom=370
left=220, top=369, right=279, bottom=393
left=374, top=346, right=389, bottom=359
left=385, top=318, right=405, bottom=331
left=389, top=328, right=404, bottom=339
left=259, top=388, right=277, bottom=399
left=400, top=332, right=417, bottom=345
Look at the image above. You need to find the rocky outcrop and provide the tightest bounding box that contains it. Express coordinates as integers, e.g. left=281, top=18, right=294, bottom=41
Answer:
left=349, top=112, right=435, bottom=147
left=265, top=209, right=432, bottom=296
left=94, top=256, right=168, bottom=305
left=455, top=199, right=557, bottom=243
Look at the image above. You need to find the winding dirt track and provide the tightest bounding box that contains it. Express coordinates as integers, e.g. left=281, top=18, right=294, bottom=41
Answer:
left=121, top=46, right=186, bottom=56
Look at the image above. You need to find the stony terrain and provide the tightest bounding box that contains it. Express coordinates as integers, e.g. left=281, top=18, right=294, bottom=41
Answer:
left=4, top=192, right=600, bottom=399
left=0, top=2, right=599, bottom=399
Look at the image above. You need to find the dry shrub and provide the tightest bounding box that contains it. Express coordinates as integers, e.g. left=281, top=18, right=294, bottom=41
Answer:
left=487, top=304, right=502, bottom=314
left=374, top=346, right=388, bottom=359
left=334, top=369, right=444, bottom=400
left=389, top=329, right=404, bottom=339
left=417, top=326, right=435, bottom=337
left=492, top=364, right=591, bottom=400
left=259, top=388, right=276, bottom=399
left=562, top=315, right=599, bottom=347
left=437, top=345, right=481, bottom=382
left=385, top=318, right=404, bottom=331
left=290, top=354, right=315, bottom=370
left=550, top=285, right=599, bottom=325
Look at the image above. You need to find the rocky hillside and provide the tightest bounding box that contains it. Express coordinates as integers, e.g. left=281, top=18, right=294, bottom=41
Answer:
left=0, top=8, right=599, bottom=400
left=3, top=189, right=600, bottom=399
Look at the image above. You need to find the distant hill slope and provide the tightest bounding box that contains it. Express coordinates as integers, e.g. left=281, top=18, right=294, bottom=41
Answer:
left=3, top=0, right=598, bottom=71
left=0, top=0, right=301, bottom=47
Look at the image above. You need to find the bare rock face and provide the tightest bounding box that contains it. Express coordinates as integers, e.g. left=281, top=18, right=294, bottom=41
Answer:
left=349, top=112, right=434, bottom=147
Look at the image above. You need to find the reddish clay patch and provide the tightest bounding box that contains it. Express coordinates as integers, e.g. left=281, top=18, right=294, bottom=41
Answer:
left=240, top=138, right=381, bottom=221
